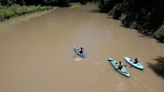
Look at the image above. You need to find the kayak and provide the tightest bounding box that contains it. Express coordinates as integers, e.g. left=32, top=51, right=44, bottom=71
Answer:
left=124, top=56, right=144, bottom=70
left=74, top=47, right=87, bottom=58
left=108, top=58, right=130, bottom=77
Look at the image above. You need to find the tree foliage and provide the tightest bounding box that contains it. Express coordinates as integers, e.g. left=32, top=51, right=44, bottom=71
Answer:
left=99, top=0, right=164, bottom=42
left=0, top=0, right=70, bottom=7
left=0, top=0, right=94, bottom=6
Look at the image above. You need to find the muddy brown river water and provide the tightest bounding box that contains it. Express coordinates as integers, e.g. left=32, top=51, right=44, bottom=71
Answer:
left=0, top=4, right=164, bottom=92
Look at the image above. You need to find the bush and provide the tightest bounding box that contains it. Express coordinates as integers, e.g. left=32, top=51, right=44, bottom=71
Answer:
left=112, top=4, right=122, bottom=19
left=122, top=14, right=135, bottom=27
left=99, top=3, right=113, bottom=13
left=100, top=0, right=164, bottom=42
left=80, top=0, right=87, bottom=4
left=0, top=0, right=16, bottom=6
left=57, top=0, right=70, bottom=7
left=154, top=24, right=164, bottom=42
left=99, top=0, right=124, bottom=13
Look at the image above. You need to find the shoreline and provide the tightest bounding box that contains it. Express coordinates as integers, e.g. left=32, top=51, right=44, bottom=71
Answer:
left=0, top=7, right=56, bottom=33
left=0, top=5, right=53, bottom=22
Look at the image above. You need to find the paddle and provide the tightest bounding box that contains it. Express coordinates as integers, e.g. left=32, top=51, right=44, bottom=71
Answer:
left=124, top=65, right=128, bottom=67
left=124, top=64, right=133, bottom=68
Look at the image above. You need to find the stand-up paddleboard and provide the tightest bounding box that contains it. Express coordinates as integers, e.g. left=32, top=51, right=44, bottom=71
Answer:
left=74, top=47, right=87, bottom=58
left=124, top=56, right=144, bottom=70
left=108, top=58, right=130, bottom=77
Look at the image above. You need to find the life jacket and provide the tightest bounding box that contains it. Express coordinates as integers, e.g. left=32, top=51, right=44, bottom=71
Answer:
left=118, top=64, right=123, bottom=70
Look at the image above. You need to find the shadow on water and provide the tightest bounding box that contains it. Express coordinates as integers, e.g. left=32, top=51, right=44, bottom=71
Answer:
left=89, top=9, right=102, bottom=13
left=138, top=35, right=153, bottom=39
left=107, top=16, right=113, bottom=19
left=138, top=35, right=145, bottom=37
left=148, top=56, right=164, bottom=79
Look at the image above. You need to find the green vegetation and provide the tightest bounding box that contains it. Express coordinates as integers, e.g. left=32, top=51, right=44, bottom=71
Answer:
left=154, top=25, right=164, bottom=42
left=0, top=0, right=93, bottom=21
left=70, top=3, right=81, bottom=8
left=99, top=0, right=164, bottom=42
left=0, top=0, right=92, bottom=6
left=0, top=5, right=52, bottom=21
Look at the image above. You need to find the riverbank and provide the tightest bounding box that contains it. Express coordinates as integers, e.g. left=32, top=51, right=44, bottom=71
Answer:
left=0, top=5, right=52, bottom=22
left=99, top=0, right=164, bottom=43
left=0, top=8, right=54, bottom=33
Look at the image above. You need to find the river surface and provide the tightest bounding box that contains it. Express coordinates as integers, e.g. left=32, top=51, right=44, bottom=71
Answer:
left=0, top=4, right=164, bottom=92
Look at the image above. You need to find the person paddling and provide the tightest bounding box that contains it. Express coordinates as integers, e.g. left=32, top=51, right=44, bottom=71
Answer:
left=117, top=61, right=123, bottom=70
left=79, top=47, right=84, bottom=54
left=134, top=58, right=139, bottom=64
left=108, top=59, right=124, bottom=70
left=130, top=58, right=139, bottom=64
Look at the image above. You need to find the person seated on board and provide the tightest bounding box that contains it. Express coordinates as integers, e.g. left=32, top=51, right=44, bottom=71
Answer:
left=117, top=61, right=123, bottom=70
left=130, top=58, right=139, bottom=64
left=79, top=47, right=84, bottom=54
left=108, top=59, right=124, bottom=70
left=133, top=58, right=139, bottom=64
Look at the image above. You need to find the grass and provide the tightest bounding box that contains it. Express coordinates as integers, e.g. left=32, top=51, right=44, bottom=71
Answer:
left=0, top=5, right=52, bottom=21
left=70, top=3, right=81, bottom=9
